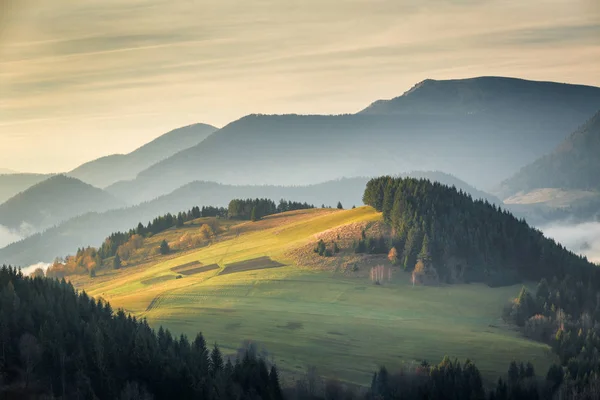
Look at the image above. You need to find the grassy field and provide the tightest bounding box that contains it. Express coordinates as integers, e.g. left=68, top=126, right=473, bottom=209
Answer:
left=71, top=207, right=556, bottom=386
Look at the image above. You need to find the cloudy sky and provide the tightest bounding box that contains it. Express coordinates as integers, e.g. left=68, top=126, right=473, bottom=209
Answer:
left=1, top=0, right=599, bottom=173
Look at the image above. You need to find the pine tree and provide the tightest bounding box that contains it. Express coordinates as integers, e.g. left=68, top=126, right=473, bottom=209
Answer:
left=113, top=253, right=122, bottom=270
left=250, top=206, right=258, bottom=222
left=159, top=240, right=170, bottom=255
left=418, top=233, right=432, bottom=264
left=337, top=201, right=343, bottom=209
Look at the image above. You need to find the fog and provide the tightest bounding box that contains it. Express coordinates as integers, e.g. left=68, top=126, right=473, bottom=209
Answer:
left=541, top=221, right=600, bottom=264
left=20, top=262, right=52, bottom=276
left=0, top=224, right=22, bottom=249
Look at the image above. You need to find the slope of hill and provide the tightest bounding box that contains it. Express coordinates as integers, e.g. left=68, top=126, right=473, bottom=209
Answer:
left=0, top=175, right=125, bottom=233
left=0, top=172, right=496, bottom=266
left=363, top=176, right=595, bottom=285
left=497, top=110, right=600, bottom=201
left=0, top=173, right=51, bottom=204
left=56, top=207, right=554, bottom=385
left=105, top=77, right=600, bottom=203
left=68, top=123, right=217, bottom=188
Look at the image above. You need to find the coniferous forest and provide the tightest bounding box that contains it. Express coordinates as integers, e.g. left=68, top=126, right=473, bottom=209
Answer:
left=363, top=177, right=597, bottom=286
left=0, top=266, right=283, bottom=399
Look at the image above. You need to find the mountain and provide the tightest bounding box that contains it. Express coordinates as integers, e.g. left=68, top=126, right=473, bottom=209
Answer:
left=0, top=171, right=495, bottom=266
left=0, top=173, right=52, bottom=204
left=68, top=123, right=217, bottom=188
left=497, top=110, right=600, bottom=201
left=105, top=77, right=600, bottom=203
left=0, top=168, right=16, bottom=174
left=0, top=175, right=125, bottom=233
left=360, top=76, right=600, bottom=118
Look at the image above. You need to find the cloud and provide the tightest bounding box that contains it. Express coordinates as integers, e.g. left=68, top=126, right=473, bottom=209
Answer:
left=0, top=224, right=22, bottom=248
left=541, top=221, right=600, bottom=264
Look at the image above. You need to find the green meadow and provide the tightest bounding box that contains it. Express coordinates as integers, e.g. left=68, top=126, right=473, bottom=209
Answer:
left=73, top=207, right=556, bottom=385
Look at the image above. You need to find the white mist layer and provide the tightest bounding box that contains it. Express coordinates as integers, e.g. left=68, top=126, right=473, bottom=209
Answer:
left=541, top=221, right=600, bottom=264
left=20, top=262, right=52, bottom=276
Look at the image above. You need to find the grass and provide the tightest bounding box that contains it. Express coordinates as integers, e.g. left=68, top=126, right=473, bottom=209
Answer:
left=219, top=256, right=285, bottom=276
left=71, top=207, right=556, bottom=386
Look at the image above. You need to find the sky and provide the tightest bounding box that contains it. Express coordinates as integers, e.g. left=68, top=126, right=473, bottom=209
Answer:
left=0, top=0, right=599, bottom=173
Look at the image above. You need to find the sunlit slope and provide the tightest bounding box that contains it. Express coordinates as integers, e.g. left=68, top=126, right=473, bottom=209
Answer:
left=73, top=207, right=555, bottom=385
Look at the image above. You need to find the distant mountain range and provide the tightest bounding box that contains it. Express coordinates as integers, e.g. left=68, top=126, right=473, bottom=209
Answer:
left=0, top=175, right=125, bottom=233
left=0, top=171, right=496, bottom=266
left=0, top=168, right=16, bottom=175
left=0, top=173, right=52, bottom=204
left=103, top=77, right=600, bottom=204
left=68, top=123, right=217, bottom=188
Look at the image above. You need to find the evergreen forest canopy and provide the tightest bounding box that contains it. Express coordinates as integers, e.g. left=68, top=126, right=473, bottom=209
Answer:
left=0, top=266, right=284, bottom=399
left=362, top=177, right=598, bottom=286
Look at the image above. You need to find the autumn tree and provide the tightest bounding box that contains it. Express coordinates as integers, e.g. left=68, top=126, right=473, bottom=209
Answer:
left=388, top=247, right=399, bottom=265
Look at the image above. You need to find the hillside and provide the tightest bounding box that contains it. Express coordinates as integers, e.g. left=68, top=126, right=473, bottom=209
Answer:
left=0, top=175, right=125, bottom=233
left=53, top=207, right=555, bottom=385
left=103, top=77, right=600, bottom=203
left=363, top=177, right=595, bottom=285
left=497, top=110, right=600, bottom=202
left=0, top=172, right=496, bottom=266
left=68, top=123, right=217, bottom=188
left=0, top=173, right=51, bottom=204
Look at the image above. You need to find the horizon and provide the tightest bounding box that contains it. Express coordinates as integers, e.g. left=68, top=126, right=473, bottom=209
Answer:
left=1, top=0, right=599, bottom=173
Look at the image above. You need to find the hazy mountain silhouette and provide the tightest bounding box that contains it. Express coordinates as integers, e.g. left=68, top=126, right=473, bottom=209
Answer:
left=0, top=171, right=495, bottom=266
left=498, top=110, right=600, bottom=200
left=0, top=168, right=16, bottom=175
left=0, top=173, right=52, bottom=204
left=0, top=175, right=125, bottom=233
left=68, top=123, right=217, bottom=188
left=105, top=77, right=600, bottom=203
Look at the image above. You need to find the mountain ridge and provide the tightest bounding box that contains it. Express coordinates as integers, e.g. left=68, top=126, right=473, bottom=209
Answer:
left=0, top=175, right=125, bottom=234
left=104, top=77, right=600, bottom=203
left=497, top=110, right=600, bottom=199
left=68, top=122, right=217, bottom=188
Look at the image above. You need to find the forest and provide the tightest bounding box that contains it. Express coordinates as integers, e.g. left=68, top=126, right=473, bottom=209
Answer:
left=362, top=176, right=598, bottom=286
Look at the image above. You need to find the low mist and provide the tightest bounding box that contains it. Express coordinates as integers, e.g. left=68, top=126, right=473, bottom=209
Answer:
left=20, top=262, right=52, bottom=276
left=0, top=224, right=22, bottom=249
left=541, top=221, right=600, bottom=264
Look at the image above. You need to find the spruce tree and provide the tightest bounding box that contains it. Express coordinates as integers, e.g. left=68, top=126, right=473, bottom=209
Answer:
left=159, top=240, right=170, bottom=255
left=113, top=253, right=122, bottom=270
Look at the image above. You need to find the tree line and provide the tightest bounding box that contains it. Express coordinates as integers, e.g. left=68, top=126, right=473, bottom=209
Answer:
left=228, top=199, right=314, bottom=221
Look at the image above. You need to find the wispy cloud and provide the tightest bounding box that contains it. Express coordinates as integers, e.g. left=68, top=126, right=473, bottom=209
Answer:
left=0, top=0, right=598, bottom=172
